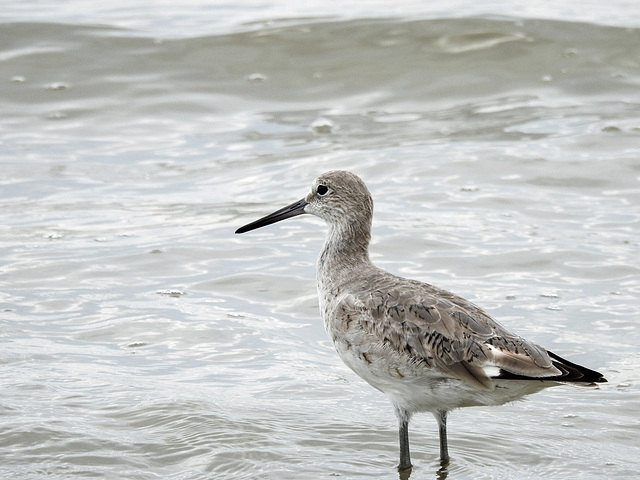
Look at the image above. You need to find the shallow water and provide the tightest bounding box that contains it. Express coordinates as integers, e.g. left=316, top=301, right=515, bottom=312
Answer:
left=2, top=2, right=640, bottom=479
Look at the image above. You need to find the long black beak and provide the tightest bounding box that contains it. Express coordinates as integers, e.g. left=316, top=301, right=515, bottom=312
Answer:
left=235, top=198, right=308, bottom=234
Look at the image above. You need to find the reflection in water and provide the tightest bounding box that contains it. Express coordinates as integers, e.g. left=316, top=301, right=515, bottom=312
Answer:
left=436, top=462, right=450, bottom=480
left=396, top=458, right=449, bottom=479
left=398, top=465, right=412, bottom=480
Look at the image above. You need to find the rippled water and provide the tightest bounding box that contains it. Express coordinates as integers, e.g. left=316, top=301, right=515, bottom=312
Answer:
left=2, top=2, right=639, bottom=479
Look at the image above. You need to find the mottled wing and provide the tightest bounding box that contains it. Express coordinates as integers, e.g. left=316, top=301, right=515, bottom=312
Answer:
left=341, top=278, right=561, bottom=390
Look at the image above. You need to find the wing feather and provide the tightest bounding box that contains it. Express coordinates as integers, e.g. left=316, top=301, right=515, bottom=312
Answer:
left=339, top=276, right=562, bottom=390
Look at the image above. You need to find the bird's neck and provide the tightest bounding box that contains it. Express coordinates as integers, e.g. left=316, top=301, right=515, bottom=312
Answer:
left=317, top=220, right=373, bottom=291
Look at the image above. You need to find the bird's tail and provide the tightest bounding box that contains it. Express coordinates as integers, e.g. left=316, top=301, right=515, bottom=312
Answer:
left=493, top=350, right=607, bottom=385
left=546, top=351, right=607, bottom=384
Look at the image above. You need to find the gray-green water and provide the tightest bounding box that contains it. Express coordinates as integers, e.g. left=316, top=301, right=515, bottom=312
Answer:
left=2, top=2, right=639, bottom=479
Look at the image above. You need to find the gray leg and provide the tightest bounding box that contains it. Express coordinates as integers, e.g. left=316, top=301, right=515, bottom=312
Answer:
left=395, top=407, right=412, bottom=471
left=435, top=410, right=450, bottom=464
left=398, top=417, right=412, bottom=470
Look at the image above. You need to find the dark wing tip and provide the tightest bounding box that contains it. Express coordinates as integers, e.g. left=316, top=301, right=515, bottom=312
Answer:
left=494, top=350, right=607, bottom=384
left=547, top=350, right=607, bottom=383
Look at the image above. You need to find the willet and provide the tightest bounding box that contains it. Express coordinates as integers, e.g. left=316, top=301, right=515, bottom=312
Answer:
left=235, top=170, right=606, bottom=471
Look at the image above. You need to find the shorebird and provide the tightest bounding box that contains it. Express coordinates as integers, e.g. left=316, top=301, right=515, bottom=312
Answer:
left=235, top=170, right=606, bottom=471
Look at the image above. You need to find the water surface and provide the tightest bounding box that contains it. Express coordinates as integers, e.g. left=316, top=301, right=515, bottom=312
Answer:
left=1, top=2, right=639, bottom=479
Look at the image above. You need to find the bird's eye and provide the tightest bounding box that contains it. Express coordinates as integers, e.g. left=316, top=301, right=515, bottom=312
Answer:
left=317, top=184, right=329, bottom=196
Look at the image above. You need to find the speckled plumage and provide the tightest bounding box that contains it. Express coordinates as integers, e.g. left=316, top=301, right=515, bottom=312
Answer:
left=236, top=170, right=606, bottom=471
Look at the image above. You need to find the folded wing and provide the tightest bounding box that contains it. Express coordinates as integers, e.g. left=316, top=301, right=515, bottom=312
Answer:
left=340, top=276, right=604, bottom=390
